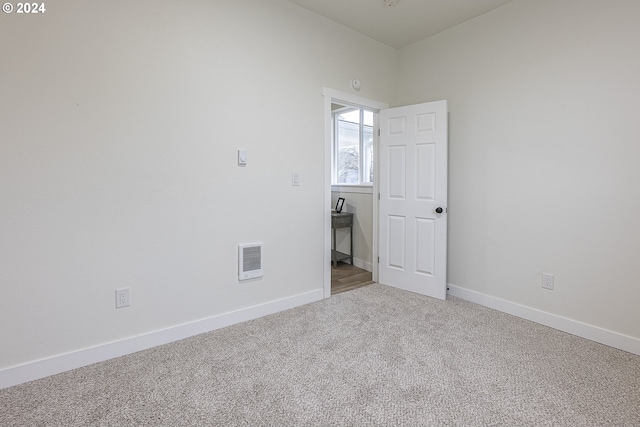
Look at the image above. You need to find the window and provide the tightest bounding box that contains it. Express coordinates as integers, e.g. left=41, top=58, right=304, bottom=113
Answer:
left=332, top=106, right=375, bottom=185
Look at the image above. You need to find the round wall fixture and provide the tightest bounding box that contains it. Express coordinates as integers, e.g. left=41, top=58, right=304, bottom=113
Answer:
left=351, top=78, right=361, bottom=91
left=384, top=0, right=399, bottom=7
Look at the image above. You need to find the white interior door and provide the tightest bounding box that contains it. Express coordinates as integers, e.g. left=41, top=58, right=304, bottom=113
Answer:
left=378, top=100, right=447, bottom=299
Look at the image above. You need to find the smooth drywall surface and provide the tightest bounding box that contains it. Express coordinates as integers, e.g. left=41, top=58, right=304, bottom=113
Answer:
left=0, top=0, right=397, bottom=369
left=331, top=190, right=374, bottom=269
left=397, top=0, right=640, bottom=339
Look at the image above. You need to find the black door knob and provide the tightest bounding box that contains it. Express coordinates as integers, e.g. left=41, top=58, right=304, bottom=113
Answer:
left=435, top=207, right=443, bottom=214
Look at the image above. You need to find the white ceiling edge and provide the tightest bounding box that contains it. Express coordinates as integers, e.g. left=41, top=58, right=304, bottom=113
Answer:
left=287, top=0, right=513, bottom=49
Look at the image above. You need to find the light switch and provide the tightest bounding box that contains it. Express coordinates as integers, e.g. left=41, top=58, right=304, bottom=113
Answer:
left=292, top=172, right=300, bottom=186
left=238, top=149, right=247, bottom=166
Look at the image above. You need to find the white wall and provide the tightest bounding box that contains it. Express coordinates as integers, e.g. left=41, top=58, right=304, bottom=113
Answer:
left=0, top=0, right=398, bottom=371
left=331, top=190, right=374, bottom=270
left=397, top=0, right=640, bottom=340
left=5, top=0, right=638, bottom=382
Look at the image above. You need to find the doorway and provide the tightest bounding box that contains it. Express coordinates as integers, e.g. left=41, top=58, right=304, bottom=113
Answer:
left=329, top=102, right=377, bottom=294
left=323, top=88, right=389, bottom=298
left=323, top=88, right=449, bottom=300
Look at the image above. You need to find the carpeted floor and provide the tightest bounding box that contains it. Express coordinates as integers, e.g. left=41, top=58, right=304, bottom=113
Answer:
left=1, top=283, right=639, bottom=426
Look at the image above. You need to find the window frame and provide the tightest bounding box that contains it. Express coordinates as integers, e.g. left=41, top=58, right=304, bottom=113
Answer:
left=331, top=104, right=376, bottom=188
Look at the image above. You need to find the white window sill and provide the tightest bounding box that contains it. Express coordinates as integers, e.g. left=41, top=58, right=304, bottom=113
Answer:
left=331, top=185, right=373, bottom=194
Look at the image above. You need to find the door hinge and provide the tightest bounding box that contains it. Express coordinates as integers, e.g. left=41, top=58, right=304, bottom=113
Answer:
left=377, top=256, right=380, bottom=263
left=378, top=193, right=380, bottom=200
left=378, top=129, right=380, bottom=136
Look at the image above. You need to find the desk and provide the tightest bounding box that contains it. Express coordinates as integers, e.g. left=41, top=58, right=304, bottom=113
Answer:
left=331, top=212, right=353, bottom=268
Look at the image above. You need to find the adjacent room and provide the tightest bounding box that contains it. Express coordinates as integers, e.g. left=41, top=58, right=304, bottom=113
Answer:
left=1, top=0, right=639, bottom=425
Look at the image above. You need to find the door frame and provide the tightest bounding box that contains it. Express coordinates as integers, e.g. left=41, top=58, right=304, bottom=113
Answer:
left=322, top=88, right=389, bottom=298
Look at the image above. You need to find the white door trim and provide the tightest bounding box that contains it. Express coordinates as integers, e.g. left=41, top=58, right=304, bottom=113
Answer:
left=322, top=88, right=388, bottom=298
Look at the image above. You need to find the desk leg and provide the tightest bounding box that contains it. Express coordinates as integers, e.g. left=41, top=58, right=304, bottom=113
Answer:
left=349, top=223, right=353, bottom=266
left=332, top=227, right=337, bottom=268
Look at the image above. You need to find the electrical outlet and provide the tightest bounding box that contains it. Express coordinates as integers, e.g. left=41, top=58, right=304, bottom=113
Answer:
left=542, top=273, right=554, bottom=290
left=115, top=288, right=130, bottom=308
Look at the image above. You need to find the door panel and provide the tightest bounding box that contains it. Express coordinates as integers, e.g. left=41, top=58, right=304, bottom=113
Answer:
left=416, top=143, right=436, bottom=200
left=415, top=218, right=435, bottom=276
left=378, top=100, right=447, bottom=299
left=387, top=215, right=406, bottom=269
left=388, top=146, right=406, bottom=199
left=389, top=116, right=406, bottom=134
left=416, top=113, right=436, bottom=134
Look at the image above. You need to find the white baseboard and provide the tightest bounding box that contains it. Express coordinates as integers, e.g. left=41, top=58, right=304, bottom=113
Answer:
left=447, top=284, right=640, bottom=356
left=0, top=289, right=324, bottom=390
left=352, top=257, right=373, bottom=273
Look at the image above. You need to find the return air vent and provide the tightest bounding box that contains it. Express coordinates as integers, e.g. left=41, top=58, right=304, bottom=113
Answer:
left=239, top=243, right=263, bottom=280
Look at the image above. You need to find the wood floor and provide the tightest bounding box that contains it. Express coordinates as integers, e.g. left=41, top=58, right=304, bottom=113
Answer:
left=331, top=262, right=375, bottom=295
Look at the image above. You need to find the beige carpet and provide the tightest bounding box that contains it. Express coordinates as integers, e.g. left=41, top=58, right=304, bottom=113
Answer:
left=1, top=283, right=639, bottom=426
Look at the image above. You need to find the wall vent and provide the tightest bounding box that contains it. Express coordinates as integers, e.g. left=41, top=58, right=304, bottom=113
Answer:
left=239, top=243, right=263, bottom=280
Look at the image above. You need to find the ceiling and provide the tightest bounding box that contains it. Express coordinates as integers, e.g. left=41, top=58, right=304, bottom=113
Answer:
left=287, top=0, right=513, bottom=49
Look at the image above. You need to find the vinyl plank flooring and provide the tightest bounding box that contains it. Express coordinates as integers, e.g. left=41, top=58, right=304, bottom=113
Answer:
left=331, top=262, right=374, bottom=295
